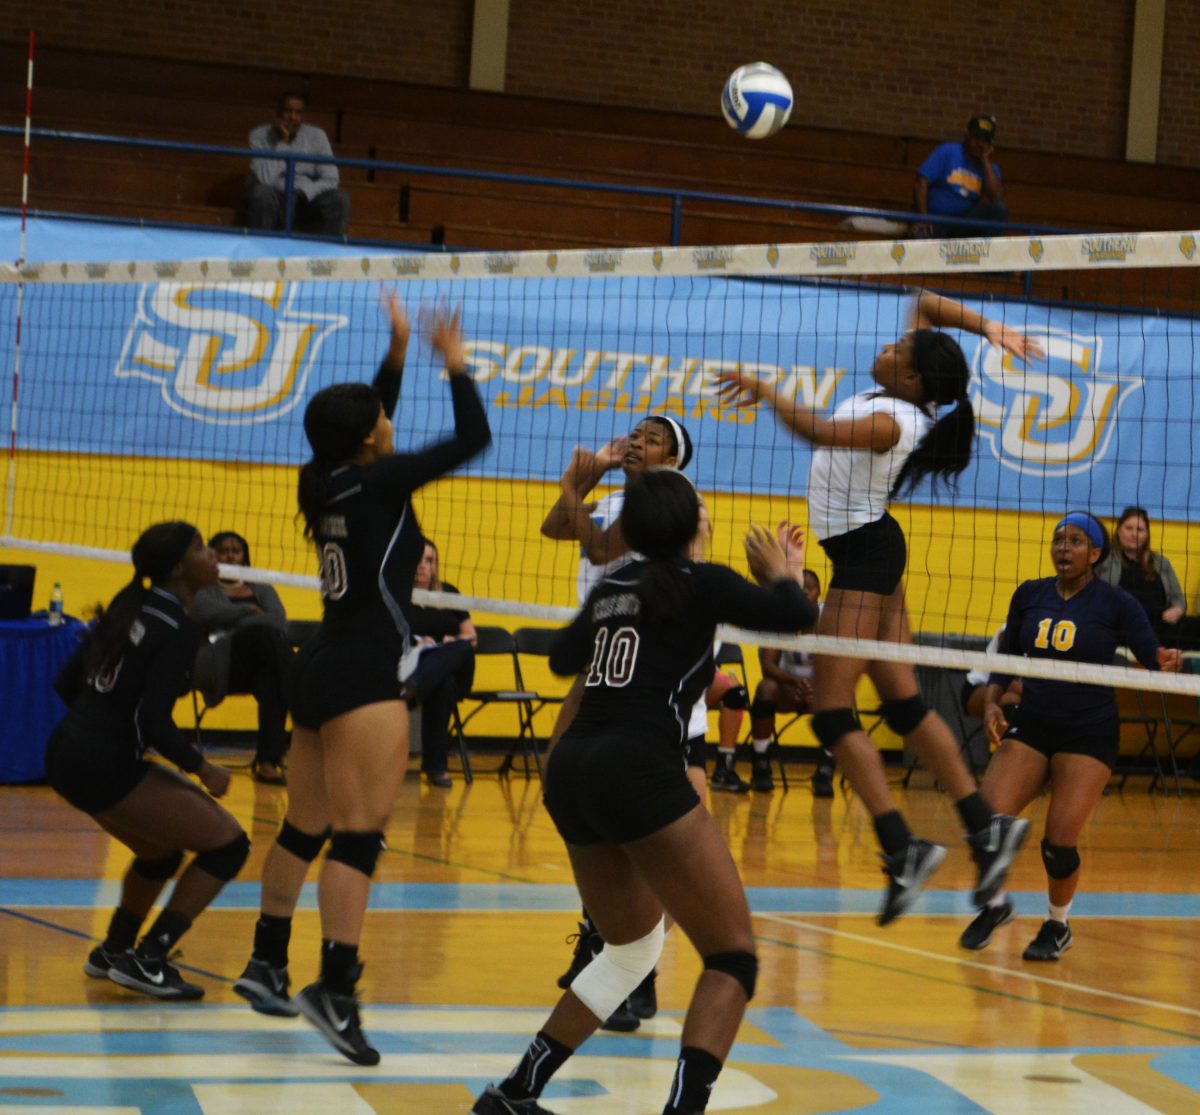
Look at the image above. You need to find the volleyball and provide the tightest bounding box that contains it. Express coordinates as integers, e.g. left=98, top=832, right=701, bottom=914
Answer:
left=721, top=62, right=793, bottom=139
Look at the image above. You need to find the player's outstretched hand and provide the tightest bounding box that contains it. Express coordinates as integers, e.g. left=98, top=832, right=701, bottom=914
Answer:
left=381, top=292, right=411, bottom=371
left=745, top=523, right=790, bottom=585
left=1157, top=647, right=1182, bottom=672
left=715, top=369, right=766, bottom=408
left=776, top=521, right=805, bottom=569
left=420, top=301, right=467, bottom=373
left=984, top=320, right=1045, bottom=365
left=561, top=446, right=598, bottom=502
left=595, top=436, right=629, bottom=472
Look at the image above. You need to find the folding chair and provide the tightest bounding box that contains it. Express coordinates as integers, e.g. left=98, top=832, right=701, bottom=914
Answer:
left=1112, top=649, right=1169, bottom=792
left=1150, top=653, right=1200, bottom=796
left=504, top=626, right=575, bottom=777
left=450, top=625, right=541, bottom=783
left=737, top=643, right=791, bottom=791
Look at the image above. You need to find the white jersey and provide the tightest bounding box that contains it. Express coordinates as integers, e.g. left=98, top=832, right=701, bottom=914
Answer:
left=807, top=390, right=932, bottom=542
left=576, top=489, right=642, bottom=605
left=965, top=627, right=1005, bottom=688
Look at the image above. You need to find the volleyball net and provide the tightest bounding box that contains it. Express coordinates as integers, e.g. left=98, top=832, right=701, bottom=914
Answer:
left=3, top=232, right=1200, bottom=697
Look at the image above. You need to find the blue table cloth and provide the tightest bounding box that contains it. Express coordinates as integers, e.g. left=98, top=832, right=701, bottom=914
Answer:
left=0, top=617, right=86, bottom=783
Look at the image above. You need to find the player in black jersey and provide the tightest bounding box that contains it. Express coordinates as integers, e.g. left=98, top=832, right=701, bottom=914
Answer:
left=47, top=522, right=250, bottom=1001
left=472, top=469, right=817, bottom=1115
left=961, top=512, right=1180, bottom=959
left=716, top=292, right=1040, bottom=926
left=233, top=296, right=490, bottom=1066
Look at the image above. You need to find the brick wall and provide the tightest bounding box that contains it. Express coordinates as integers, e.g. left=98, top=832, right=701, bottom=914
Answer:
left=10, top=0, right=1200, bottom=167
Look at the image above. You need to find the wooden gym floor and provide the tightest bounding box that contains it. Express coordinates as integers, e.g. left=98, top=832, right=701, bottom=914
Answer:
left=1, top=754, right=1198, bottom=1114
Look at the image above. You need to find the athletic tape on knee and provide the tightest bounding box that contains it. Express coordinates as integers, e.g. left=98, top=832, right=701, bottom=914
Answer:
left=881, top=695, right=928, bottom=736
left=571, top=917, right=664, bottom=1022
left=811, top=708, right=861, bottom=750
left=276, top=820, right=329, bottom=863
left=193, top=831, right=251, bottom=882
left=704, top=949, right=758, bottom=1000
left=1040, top=838, right=1080, bottom=880
left=326, top=830, right=385, bottom=878
left=131, top=850, right=183, bottom=881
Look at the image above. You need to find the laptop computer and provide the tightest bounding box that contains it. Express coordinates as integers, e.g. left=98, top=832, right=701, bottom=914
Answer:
left=0, top=564, right=36, bottom=620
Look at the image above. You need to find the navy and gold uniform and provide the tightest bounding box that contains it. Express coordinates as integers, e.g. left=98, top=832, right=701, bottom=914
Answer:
left=47, top=588, right=203, bottom=813
left=543, top=560, right=816, bottom=844
left=989, top=577, right=1162, bottom=767
left=290, top=366, right=490, bottom=730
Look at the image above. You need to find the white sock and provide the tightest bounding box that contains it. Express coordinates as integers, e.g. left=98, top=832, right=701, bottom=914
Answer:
left=987, top=891, right=1008, bottom=909
left=717, top=747, right=735, bottom=757
left=1048, top=902, right=1071, bottom=924
left=751, top=737, right=771, bottom=755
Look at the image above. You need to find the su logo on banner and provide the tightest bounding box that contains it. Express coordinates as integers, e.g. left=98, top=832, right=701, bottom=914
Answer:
left=114, top=281, right=347, bottom=424
left=971, top=328, right=1143, bottom=477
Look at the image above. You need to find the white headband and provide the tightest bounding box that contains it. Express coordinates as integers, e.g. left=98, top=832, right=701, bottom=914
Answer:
left=648, top=415, right=687, bottom=469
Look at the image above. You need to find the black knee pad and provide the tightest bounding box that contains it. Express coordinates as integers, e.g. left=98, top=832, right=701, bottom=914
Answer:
left=704, top=950, right=758, bottom=1001
left=720, top=684, right=749, bottom=711
left=193, top=831, right=251, bottom=882
left=326, top=830, right=385, bottom=878
left=1040, top=838, right=1080, bottom=880
left=131, top=850, right=183, bottom=881
left=750, top=696, right=776, bottom=720
left=811, top=708, right=861, bottom=750
left=881, top=695, right=928, bottom=736
left=276, top=820, right=330, bottom=863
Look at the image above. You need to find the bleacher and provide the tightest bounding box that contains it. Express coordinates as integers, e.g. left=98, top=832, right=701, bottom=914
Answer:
left=4, top=43, right=1200, bottom=266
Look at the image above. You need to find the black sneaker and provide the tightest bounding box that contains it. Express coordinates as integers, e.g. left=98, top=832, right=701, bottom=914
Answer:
left=599, top=998, right=640, bottom=1032
left=83, top=944, right=119, bottom=979
left=959, top=899, right=1015, bottom=950
left=1022, top=919, right=1072, bottom=961
left=966, top=815, right=1030, bottom=906
left=878, top=837, right=947, bottom=926
left=711, top=763, right=750, bottom=793
left=107, top=949, right=204, bottom=1001
left=294, top=977, right=380, bottom=1066
left=471, top=1084, right=559, bottom=1114
left=750, top=755, right=774, bottom=792
left=628, top=968, right=657, bottom=1019
left=234, top=957, right=300, bottom=1017
left=556, top=922, right=599, bottom=990
left=811, top=764, right=835, bottom=799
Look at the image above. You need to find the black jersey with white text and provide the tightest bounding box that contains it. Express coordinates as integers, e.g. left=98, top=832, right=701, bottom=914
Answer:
left=314, top=369, right=490, bottom=651
left=58, top=587, right=204, bottom=772
left=550, top=559, right=816, bottom=747
left=990, top=576, right=1161, bottom=725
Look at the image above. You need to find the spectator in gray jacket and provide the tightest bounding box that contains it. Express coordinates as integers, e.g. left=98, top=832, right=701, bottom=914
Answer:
left=244, top=92, right=350, bottom=236
left=1095, top=506, right=1200, bottom=649
left=191, top=531, right=293, bottom=783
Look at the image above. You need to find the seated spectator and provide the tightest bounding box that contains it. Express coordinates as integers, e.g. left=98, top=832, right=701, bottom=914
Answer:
left=404, top=538, right=477, bottom=788
left=1096, top=506, right=1200, bottom=650
left=191, top=531, right=292, bottom=785
left=913, top=113, right=1007, bottom=237
left=746, top=565, right=834, bottom=796
left=244, top=92, right=350, bottom=236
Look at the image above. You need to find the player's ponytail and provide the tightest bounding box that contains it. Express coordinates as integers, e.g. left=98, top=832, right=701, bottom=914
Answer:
left=83, top=521, right=197, bottom=681
left=298, top=383, right=382, bottom=538
left=890, top=329, right=975, bottom=498
left=620, top=469, right=700, bottom=623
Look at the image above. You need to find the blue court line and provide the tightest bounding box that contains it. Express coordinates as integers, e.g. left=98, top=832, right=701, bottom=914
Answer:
left=2, top=879, right=1198, bottom=918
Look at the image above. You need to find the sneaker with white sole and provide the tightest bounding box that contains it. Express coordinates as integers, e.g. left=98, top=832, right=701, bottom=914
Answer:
left=293, top=976, right=379, bottom=1066
left=107, top=949, right=204, bottom=1001
left=234, top=957, right=300, bottom=1017
left=83, top=944, right=120, bottom=979
left=878, top=837, right=947, bottom=926
left=959, top=899, right=1015, bottom=950
left=1022, top=918, right=1072, bottom=961
left=967, top=814, right=1030, bottom=906
left=471, top=1084, right=559, bottom=1114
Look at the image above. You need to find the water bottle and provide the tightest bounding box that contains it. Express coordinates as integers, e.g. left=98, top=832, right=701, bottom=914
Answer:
left=48, top=582, right=64, bottom=626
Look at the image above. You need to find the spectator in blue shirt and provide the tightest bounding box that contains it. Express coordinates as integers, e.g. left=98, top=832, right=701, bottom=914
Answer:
left=913, top=114, right=1007, bottom=237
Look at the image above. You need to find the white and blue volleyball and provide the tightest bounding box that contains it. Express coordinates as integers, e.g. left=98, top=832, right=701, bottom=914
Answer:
left=721, top=62, right=793, bottom=139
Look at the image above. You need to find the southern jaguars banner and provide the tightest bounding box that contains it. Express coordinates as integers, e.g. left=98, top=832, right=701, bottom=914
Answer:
left=1, top=222, right=1197, bottom=521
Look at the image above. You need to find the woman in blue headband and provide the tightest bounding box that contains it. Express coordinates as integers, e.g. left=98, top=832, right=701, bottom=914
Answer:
left=962, top=511, right=1179, bottom=960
